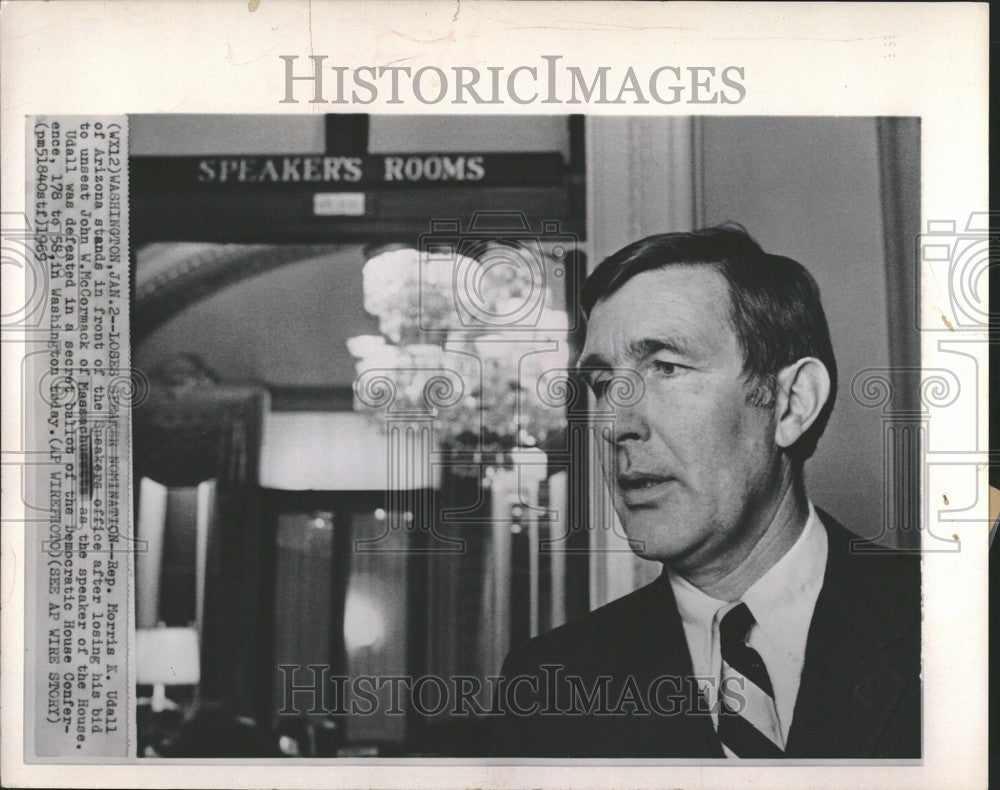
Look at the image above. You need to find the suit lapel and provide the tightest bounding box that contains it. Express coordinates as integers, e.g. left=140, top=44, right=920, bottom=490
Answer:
left=785, top=514, right=915, bottom=757
left=637, top=572, right=723, bottom=757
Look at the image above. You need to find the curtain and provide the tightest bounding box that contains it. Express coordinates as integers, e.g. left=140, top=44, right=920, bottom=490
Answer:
left=271, top=511, right=333, bottom=729
left=425, top=466, right=488, bottom=681
left=133, top=380, right=268, bottom=718
left=426, top=458, right=561, bottom=692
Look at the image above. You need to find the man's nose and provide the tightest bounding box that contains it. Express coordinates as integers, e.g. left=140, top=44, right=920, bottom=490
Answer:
left=603, top=384, right=649, bottom=446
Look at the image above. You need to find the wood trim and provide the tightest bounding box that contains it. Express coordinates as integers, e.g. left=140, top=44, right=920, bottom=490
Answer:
left=325, top=113, right=369, bottom=155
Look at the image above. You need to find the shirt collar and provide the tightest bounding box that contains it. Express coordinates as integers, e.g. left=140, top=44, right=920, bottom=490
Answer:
left=667, top=502, right=828, bottom=637
left=742, top=501, right=827, bottom=653
left=669, top=564, right=725, bottom=632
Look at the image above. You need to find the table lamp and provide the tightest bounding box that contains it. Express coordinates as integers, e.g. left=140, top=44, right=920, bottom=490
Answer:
left=136, top=626, right=200, bottom=712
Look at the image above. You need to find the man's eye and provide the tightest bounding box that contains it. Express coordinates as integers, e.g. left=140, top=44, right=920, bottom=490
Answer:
left=652, top=360, right=681, bottom=376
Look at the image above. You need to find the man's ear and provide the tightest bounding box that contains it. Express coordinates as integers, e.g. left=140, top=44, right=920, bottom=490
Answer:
left=772, top=357, right=832, bottom=451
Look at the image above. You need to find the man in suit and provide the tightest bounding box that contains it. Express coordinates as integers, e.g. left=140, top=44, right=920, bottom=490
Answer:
left=489, top=225, right=920, bottom=758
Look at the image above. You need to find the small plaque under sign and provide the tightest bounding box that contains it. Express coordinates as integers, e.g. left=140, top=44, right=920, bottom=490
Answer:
left=313, top=192, right=366, bottom=216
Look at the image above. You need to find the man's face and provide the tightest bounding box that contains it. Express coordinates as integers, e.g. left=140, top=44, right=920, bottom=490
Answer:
left=579, top=265, right=783, bottom=567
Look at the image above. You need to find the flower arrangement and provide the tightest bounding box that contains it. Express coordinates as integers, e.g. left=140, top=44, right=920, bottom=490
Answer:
left=349, top=246, right=570, bottom=471
left=360, top=248, right=456, bottom=344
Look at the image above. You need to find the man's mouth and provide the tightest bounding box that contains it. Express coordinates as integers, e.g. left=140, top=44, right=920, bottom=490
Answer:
left=616, top=472, right=676, bottom=505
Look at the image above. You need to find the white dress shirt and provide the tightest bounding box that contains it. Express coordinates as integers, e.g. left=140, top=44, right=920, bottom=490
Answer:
left=667, top=502, right=828, bottom=742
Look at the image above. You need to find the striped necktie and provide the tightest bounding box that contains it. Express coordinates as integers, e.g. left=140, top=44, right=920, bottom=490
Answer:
left=717, top=602, right=785, bottom=758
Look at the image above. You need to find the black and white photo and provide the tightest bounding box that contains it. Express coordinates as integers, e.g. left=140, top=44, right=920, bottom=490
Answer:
left=0, top=3, right=989, bottom=788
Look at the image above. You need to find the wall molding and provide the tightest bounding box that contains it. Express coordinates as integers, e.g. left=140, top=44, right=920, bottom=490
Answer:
left=583, top=117, right=700, bottom=609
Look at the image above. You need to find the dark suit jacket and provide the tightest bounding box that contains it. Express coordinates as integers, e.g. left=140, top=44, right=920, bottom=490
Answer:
left=489, top=511, right=921, bottom=758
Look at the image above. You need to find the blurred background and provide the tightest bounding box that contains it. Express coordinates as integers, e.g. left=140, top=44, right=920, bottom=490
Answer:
left=128, top=113, right=921, bottom=756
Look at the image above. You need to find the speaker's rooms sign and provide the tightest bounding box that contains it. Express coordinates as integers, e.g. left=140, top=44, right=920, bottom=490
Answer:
left=130, top=153, right=564, bottom=189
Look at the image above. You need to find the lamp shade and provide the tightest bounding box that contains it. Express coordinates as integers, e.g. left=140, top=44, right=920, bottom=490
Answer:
left=259, top=411, right=440, bottom=491
left=136, top=627, right=200, bottom=685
